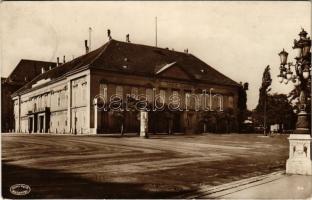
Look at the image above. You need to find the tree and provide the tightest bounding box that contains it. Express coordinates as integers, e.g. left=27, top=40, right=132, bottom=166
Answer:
left=253, top=93, right=296, bottom=132
left=256, top=65, right=272, bottom=135
left=257, top=65, right=272, bottom=109
left=237, top=82, right=249, bottom=132
left=266, top=94, right=296, bottom=130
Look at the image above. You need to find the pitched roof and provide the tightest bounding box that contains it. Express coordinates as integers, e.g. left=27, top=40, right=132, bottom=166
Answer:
left=14, top=40, right=239, bottom=95
left=5, top=59, right=56, bottom=85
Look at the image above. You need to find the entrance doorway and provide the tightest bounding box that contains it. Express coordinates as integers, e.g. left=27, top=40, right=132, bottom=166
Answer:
left=34, top=115, right=38, bottom=133
left=185, top=112, right=196, bottom=133
left=29, top=117, right=33, bottom=133
left=39, top=115, right=44, bottom=133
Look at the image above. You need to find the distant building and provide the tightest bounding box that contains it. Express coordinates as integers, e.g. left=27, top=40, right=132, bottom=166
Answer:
left=1, top=59, right=56, bottom=132
left=11, top=38, right=241, bottom=134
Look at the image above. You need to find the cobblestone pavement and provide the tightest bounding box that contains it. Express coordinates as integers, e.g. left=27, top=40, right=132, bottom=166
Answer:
left=2, top=133, right=289, bottom=198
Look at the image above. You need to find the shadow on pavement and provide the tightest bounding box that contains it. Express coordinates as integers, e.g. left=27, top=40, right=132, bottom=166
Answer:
left=2, top=162, right=195, bottom=199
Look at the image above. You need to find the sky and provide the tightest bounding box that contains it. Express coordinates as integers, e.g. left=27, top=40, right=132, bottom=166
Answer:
left=0, top=1, right=310, bottom=109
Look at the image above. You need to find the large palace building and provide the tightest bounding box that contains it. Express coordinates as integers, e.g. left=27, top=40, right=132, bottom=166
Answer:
left=11, top=35, right=242, bottom=134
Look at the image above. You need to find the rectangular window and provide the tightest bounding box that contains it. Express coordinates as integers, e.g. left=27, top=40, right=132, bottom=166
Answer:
left=200, top=93, right=209, bottom=110
left=100, top=84, right=108, bottom=102
left=159, top=89, right=166, bottom=103
left=228, top=96, right=234, bottom=108
left=44, top=95, right=47, bottom=108
left=58, top=94, right=61, bottom=106
left=212, top=95, right=223, bottom=111
left=116, top=86, right=123, bottom=98
left=219, top=96, right=223, bottom=111
left=131, top=87, right=138, bottom=99
left=185, top=92, right=191, bottom=108
left=146, top=88, right=153, bottom=103
left=172, top=90, right=179, bottom=105
left=38, top=97, right=41, bottom=110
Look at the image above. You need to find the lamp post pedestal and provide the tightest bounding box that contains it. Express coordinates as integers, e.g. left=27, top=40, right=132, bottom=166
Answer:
left=294, top=110, right=310, bottom=134
left=286, top=134, right=312, bottom=175
left=140, top=111, right=149, bottom=138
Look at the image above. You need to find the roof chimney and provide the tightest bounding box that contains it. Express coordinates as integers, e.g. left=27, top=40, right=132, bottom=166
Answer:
left=184, top=49, right=188, bottom=53
left=41, top=67, right=46, bottom=74
left=85, top=40, right=89, bottom=54
left=57, top=57, right=60, bottom=66
left=126, top=34, right=130, bottom=43
left=107, top=29, right=112, bottom=40
left=63, top=55, right=66, bottom=63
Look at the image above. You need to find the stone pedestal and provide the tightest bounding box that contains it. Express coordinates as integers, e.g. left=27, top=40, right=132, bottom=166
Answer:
left=140, top=111, right=148, bottom=138
left=286, top=134, right=312, bottom=175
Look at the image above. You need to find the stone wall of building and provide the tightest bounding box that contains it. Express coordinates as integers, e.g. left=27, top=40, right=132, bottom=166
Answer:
left=13, top=70, right=90, bottom=134
left=90, top=70, right=239, bottom=134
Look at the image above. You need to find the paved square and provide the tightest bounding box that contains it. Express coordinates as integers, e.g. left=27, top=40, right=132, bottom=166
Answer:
left=2, top=133, right=288, bottom=198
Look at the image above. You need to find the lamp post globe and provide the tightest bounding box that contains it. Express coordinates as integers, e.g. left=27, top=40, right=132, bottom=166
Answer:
left=279, top=49, right=288, bottom=65
left=303, top=68, right=310, bottom=79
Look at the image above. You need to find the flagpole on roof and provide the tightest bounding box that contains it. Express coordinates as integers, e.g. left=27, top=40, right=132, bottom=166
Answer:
left=155, top=17, right=158, bottom=47
left=89, top=27, right=92, bottom=51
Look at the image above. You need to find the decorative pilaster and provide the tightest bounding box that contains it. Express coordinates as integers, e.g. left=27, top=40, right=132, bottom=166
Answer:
left=93, top=99, right=98, bottom=134
left=67, top=81, right=72, bottom=133
left=86, top=73, right=91, bottom=134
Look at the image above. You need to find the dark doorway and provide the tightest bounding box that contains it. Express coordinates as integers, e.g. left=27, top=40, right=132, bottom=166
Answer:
left=99, top=112, right=109, bottom=132
left=172, top=112, right=181, bottom=133
left=29, top=117, right=33, bottom=133
left=185, top=112, right=195, bottom=133
left=150, top=111, right=168, bottom=133
left=34, top=115, right=38, bottom=133
left=125, top=111, right=139, bottom=133
left=39, top=116, right=44, bottom=133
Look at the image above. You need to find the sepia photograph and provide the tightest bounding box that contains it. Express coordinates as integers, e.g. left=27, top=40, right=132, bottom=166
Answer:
left=0, top=1, right=311, bottom=199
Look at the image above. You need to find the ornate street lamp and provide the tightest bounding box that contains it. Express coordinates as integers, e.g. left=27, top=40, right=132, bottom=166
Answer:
left=278, top=28, right=311, bottom=175
left=279, top=49, right=289, bottom=65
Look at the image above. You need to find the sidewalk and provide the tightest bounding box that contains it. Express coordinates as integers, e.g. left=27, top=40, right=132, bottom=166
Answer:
left=178, top=171, right=312, bottom=199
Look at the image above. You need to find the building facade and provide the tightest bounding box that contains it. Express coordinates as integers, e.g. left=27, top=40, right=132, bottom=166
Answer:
left=12, top=39, right=241, bottom=134
left=1, top=60, right=56, bottom=132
